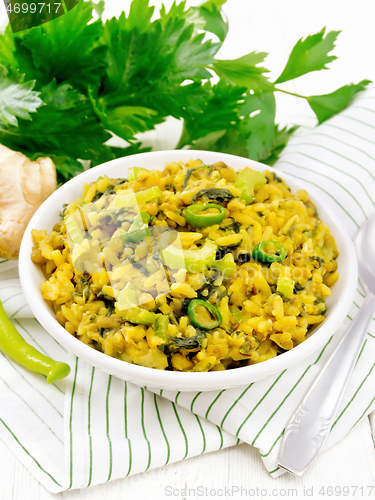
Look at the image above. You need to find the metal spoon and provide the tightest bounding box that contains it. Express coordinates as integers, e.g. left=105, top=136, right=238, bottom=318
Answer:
left=278, top=213, right=375, bottom=476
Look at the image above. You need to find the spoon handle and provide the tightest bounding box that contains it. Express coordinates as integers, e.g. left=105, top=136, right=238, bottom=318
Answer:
left=278, top=293, right=375, bottom=476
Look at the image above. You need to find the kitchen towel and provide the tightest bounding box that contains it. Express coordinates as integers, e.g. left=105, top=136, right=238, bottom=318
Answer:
left=1, top=88, right=375, bottom=492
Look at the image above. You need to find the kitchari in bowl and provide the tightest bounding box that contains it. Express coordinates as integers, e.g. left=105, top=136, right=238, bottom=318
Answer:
left=30, top=159, right=339, bottom=372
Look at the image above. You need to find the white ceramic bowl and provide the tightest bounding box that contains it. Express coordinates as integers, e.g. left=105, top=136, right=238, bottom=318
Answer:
left=19, top=150, right=358, bottom=391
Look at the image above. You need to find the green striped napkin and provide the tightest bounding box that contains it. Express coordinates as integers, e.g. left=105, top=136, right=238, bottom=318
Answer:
left=1, top=88, right=375, bottom=492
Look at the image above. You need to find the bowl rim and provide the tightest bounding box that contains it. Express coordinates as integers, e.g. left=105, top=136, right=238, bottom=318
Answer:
left=19, top=150, right=358, bottom=391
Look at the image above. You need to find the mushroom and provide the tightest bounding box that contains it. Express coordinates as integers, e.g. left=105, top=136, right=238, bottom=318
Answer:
left=0, top=144, right=56, bottom=259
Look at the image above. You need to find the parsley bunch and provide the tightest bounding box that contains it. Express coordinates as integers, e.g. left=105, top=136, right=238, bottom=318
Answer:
left=0, top=0, right=370, bottom=183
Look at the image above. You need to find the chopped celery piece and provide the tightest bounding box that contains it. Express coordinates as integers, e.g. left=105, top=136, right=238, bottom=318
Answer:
left=235, top=168, right=267, bottom=204
left=120, top=212, right=150, bottom=243
left=214, top=253, right=235, bottom=279
left=322, top=246, right=333, bottom=261
left=115, top=305, right=156, bottom=325
left=160, top=239, right=217, bottom=274
left=116, top=284, right=156, bottom=324
left=116, top=283, right=138, bottom=310
left=135, top=186, right=163, bottom=204
left=153, top=314, right=169, bottom=341
left=230, top=306, right=242, bottom=323
left=276, top=277, right=294, bottom=299
left=64, top=211, right=84, bottom=244
left=128, top=167, right=149, bottom=181
left=115, top=186, right=162, bottom=208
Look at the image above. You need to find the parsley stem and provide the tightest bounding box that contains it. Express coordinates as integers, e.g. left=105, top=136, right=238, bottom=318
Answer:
left=274, top=87, right=307, bottom=100
left=176, top=121, right=190, bottom=149
left=61, top=0, right=68, bottom=14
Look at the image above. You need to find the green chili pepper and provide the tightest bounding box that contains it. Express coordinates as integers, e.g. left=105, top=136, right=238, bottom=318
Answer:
left=120, top=211, right=150, bottom=243
left=187, top=299, right=222, bottom=330
left=252, top=240, right=287, bottom=263
left=0, top=301, right=70, bottom=383
left=186, top=203, right=225, bottom=228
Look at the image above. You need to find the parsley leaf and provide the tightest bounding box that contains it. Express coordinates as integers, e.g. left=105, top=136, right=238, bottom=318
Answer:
left=260, top=125, right=299, bottom=166
left=102, top=1, right=218, bottom=93
left=177, top=80, right=245, bottom=148
left=49, top=156, right=85, bottom=185
left=181, top=87, right=284, bottom=164
left=188, top=0, right=229, bottom=42
left=0, top=65, right=43, bottom=126
left=18, top=1, right=107, bottom=90
left=0, top=0, right=370, bottom=183
left=275, top=28, right=340, bottom=83
left=204, top=127, right=249, bottom=158
left=213, top=52, right=274, bottom=92
left=0, top=26, right=39, bottom=86
left=185, top=91, right=294, bottom=165
left=0, top=80, right=109, bottom=159
left=307, top=80, right=371, bottom=123
left=0, top=25, right=19, bottom=71
left=241, top=92, right=276, bottom=160
left=90, top=89, right=161, bottom=141
left=85, top=0, right=105, bottom=17
left=98, top=0, right=219, bottom=139
left=91, top=142, right=151, bottom=169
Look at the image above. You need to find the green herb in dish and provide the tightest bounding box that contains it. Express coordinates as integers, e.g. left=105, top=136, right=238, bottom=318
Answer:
left=192, top=188, right=235, bottom=203
left=182, top=165, right=208, bottom=190
left=161, top=329, right=207, bottom=354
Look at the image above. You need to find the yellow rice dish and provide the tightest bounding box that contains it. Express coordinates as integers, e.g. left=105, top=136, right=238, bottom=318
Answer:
left=31, top=160, right=339, bottom=372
